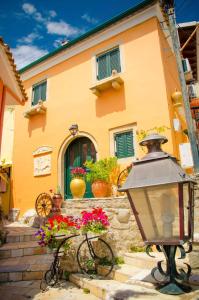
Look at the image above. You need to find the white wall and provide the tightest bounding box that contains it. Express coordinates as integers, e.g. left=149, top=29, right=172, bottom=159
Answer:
left=1, top=106, right=15, bottom=162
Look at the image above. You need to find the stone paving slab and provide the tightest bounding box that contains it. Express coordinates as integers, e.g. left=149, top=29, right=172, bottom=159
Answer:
left=0, top=254, right=53, bottom=273
left=70, top=273, right=199, bottom=300
left=0, top=280, right=99, bottom=300
left=5, top=224, right=37, bottom=243
left=0, top=241, right=38, bottom=250
left=0, top=241, right=47, bottom=259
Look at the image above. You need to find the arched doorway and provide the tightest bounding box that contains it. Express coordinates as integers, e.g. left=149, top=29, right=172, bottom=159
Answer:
left=64, top=137, right=96, bottom=199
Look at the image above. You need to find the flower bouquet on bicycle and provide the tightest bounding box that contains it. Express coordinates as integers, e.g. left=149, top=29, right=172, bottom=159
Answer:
left=35, top=214, right=78, bottom=251
left=80, top=207, right=110, bottom=236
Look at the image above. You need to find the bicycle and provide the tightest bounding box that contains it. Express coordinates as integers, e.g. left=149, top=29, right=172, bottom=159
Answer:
left=40, top=232, right=114, bottom=291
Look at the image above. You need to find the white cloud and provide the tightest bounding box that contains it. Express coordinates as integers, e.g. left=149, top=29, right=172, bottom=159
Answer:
left=47, top=20, right=83, bottom=37
left=22, top=3, right=36, bottom=15
left=34, top=12, right=45, bottom=22
left=19, top=4, right=83, bottom=40
left=11, top=45, right=48, bottom=69
left=81, top=13, right=98, bottom=25
left=21, top=3, right=54, bottom=23
left=49, top=10, right=57, bottom=18
left=17, top=32, right=41, bottom=44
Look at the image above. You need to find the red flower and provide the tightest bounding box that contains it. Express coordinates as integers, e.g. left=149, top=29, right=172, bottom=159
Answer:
left=71, top=167, right=86, bottom=178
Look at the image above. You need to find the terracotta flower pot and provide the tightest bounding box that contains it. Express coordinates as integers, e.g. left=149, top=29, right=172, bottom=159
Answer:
left=70, top=178, right=86, bottom=199
left=91, top=180, right=109, bottom=198
left=52, top=193, right=63, bottom=212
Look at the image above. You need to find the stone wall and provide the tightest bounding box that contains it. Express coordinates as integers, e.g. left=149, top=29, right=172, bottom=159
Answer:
left=61, top=196, right=143, bottom=256
left=194, top=179, right=199, bottom=237
left=188, top=179, right=199, bottom=274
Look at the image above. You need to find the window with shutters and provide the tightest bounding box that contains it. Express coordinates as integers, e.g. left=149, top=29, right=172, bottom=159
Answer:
left=114, top=131, right=134, bottom=159
left=32, top=80, right=47, bottom=106
left=97, top=47, right=121, bottom=81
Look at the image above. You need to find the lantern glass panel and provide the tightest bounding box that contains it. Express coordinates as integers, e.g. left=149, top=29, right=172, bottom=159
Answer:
left=129, top=183, right=179, bottom=242
left=183, top=183, right=189, bottom=238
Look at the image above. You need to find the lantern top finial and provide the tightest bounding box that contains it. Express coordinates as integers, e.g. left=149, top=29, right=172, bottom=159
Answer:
left=140, top=133, right=168, bottom=147
left=140, top=133, right=168, bottom=157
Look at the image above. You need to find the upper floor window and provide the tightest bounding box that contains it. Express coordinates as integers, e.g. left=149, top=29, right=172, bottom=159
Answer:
left=32, top=80, right=47, bottom=106
left=96, top=47, right=121, bottom=81
left=114, top=130, right=134, bottom=159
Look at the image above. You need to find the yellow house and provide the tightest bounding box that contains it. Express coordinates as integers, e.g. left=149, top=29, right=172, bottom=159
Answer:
left=0, top=37, right=27, bottom=214
left=12, top=0, right=188, bottom=214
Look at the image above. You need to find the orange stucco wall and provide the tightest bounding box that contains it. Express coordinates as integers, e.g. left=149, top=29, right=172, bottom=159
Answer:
left=12, top=17, right=183, bottom=214
left=157, top=23, right=188, bottom=157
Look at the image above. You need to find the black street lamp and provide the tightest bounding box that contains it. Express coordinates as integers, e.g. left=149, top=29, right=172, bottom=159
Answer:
left=120, top=133, right=196, bottom=295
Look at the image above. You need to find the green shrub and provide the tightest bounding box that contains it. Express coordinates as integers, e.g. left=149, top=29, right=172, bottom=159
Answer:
left=83, top=288, right=90, bottom=294
left=130, top=245, right=147, bottom=252
left=114, top=256, right=125, bottom=265
left=85, top=157, right=117, bottom=183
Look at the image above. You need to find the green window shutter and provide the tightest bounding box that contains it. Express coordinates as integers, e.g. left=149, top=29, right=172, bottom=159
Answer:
left=32, top=81, right=47, bottom=106
left=126, top=131, right=134, bottom=157
left=40, top=81, right=47, bottom=100
left=32, top=85, right=40, bottom=105
left=110, top=48, right=121, bottom=74
left=115, top=133, right=125, bottom=158
left=115, top=131, right=134, bottom=158
left=97, top=54, right=108, bottom=80
left=97, top=47, right=121, bottom=80
left=182, top=59, right=187, bottom=72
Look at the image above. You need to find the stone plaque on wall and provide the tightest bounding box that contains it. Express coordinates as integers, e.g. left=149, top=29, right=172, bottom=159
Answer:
left=34, top=154, right=51, bottom=176
left=33, top=146, right=53, bottom=156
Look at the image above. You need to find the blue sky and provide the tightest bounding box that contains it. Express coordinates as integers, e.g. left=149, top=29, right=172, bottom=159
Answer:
left=0, top=0, right=198, bottom=69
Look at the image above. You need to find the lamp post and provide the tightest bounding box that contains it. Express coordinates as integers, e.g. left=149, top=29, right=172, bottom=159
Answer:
left=119, top=133, right=195, bottom=295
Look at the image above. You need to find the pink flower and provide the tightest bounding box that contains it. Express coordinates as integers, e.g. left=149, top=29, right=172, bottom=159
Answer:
left=71, top=167, right=86, bottom=178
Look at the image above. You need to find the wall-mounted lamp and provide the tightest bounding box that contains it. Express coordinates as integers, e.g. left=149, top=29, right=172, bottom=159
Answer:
left=69, top=124, right=79, bottom=136
left=171, top=90, right=182, bottom=107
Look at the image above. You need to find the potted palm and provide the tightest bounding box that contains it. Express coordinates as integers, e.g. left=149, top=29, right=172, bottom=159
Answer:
left=84, top=157, right=117, bottom=198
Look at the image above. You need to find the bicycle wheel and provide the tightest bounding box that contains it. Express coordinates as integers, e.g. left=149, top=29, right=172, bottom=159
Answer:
left=77, top=237, right=114, bottom=277
left=44, top=267, right=59, bottom=287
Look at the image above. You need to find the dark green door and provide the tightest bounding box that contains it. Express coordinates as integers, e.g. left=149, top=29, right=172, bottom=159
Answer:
left=64, top=137, right=96, bottom=199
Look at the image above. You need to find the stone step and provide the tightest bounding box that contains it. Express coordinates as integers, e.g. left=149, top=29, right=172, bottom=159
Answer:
left=0, top=254, right=53, bottom=282
left=0, top=280, right=100, bottom=300
left=123, top=252, right=189, bottom=269
left=69, top=273, right=184, bottom=300
left=98, top=264, right=156, bottom=288
left=98, top=263, right=199, bottom=288
left=5, top=226, right=37, bottom=243
left=0, top=240, right=48, bottom=259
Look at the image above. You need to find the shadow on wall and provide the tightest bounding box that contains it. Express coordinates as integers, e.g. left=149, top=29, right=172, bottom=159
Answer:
left=95, top=85, right=126, bottom=117
left=28, top=114, right=47, bottom=137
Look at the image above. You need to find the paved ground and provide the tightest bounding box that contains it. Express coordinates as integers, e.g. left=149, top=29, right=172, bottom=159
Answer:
left=0, top=280, right=99, bottom=300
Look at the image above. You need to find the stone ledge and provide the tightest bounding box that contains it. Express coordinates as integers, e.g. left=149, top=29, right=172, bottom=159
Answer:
left=62, top=196, right=127, bottom=207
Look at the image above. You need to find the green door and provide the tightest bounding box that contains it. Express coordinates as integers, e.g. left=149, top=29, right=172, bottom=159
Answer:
left=64, top=137, right=96, bottom=199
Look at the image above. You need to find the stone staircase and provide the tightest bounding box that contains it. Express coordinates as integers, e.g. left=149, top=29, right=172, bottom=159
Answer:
left=0, top=225, right=53, bottom=282
left=69, top=252, right=199, bottom=300
left=1, top=225, right=199, bottom=299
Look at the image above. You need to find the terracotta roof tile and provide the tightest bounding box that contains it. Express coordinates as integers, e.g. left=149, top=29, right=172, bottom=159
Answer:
left=0, top=37, right=28, bottom=102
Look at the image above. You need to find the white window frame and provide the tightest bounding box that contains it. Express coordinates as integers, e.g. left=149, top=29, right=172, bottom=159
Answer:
left=31, top=77, right=48, bottom=106
left=91, top=42, right=125, bottom=84
left=109, top=123, right=137, bottom=164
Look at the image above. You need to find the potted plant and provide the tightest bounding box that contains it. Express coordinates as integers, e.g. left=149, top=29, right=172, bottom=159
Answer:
left=81, top=207, right=110, bottom=236
left=35, top=215, right=78, bottom=251
left=70, top=167, right=87, bottom=199
left=85, top=157, right=117, bottom=198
